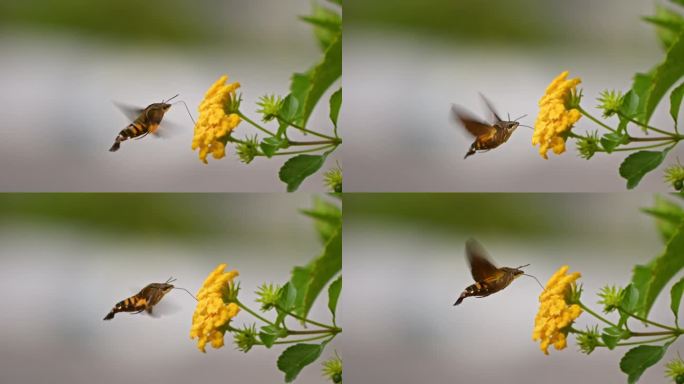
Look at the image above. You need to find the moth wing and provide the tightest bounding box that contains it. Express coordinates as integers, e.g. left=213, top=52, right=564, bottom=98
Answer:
left=113, top=102, right=144, bottom=122
left=451, top=106, right=497, bottom=138
left=479, top=93, right=503, bottom=122
left=466, top=238, right=499, bottom=282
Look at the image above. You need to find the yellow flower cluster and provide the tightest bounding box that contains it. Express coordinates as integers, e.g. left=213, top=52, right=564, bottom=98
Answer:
left=190, top=263, right=240, bottom=353
left=192, top=75, right=242, bottom=164
left=532, top=265, right=582, bottom=355
left=532, top=71, right=582, bottom=159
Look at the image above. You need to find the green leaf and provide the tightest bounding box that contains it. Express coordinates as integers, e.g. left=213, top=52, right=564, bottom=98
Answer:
left=671, top=277, right=684, bottom=325
left=601, top=326, right=628, bottom=350
left=630, top=263, right=655, bottom=316
left=278, top=94, right=301, bottom=136
left=600, top=132, right=629, bottom=153
left=299, top=15, right=341, bottom=33
left=279, top=154, right=327, bottom=192
left=625, top=72, right=655, bottom=125
left=641, top=221, right=684, bottom=317
left=260, top=136, right=288, bottom=158
left=642, top=6, right=684, bottom=50
left=259, top=331, right=277, bottom=348
left=328, top=276, right=342, bottom=322
left=288, top=72, right=313, bottom=126
left=278, top=282, right=298, bottom=311
left=619, top=149, right=671, bottom=189
left=302, top=228, right=342, bottom=319
left=641, top=195, right=684, bottom=241
left=277, top=342, right=326, bottom=383
left=300, top=196, right=342, bottom=243
left=329, top=88, right=342, bottom=128
left=620, top=343, right=671, bottom=384
left=260, top=325, right=288, bottom=349
left=288, top=265, right=313, bottom=321
left=302, top=33, right=342, bottom=127
left=302, top=3, right=341, bottom=51
left=327, top=0, right=342, bottom=6
left=671, top=82, right=684, bottom=126
left=644, top=30, right=684, bottom=123
left=619, top=284, right=640, bottom=327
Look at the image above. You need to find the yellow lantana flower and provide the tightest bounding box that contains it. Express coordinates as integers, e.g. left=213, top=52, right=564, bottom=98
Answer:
left=532, top=71, right=582, bottom=159
left=190, top=263, right=240, bottom=353
left=192, top=75, right=242, bottom=164
left=532, top=265, right=582, bottom=355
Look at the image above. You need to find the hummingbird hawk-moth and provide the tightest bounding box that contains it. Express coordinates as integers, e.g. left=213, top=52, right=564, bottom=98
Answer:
left=103, top=277, right=196, bottom=320
left=109, top=94, right=179, bottom=152
left=454, top=238, right=539, bottom=306
left=451, top=95, right=527, bottom=159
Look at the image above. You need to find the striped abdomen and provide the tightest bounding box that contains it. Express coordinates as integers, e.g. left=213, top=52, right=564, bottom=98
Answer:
left=103, top=294, right=148, bottom=320
left=454, top=281, right=495, bottom=305
left=109, top=122, right=151, bottom=152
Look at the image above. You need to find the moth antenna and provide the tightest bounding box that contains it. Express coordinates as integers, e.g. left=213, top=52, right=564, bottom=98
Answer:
left=173, top=286, right=198, bottom=301
left=507, top=112, right=511, bottom=121
left=518, top=124, right=534, bottom=130
left=164, top=94, right=180, bottom=103
left=165, top=276, right=177, bottom=284
left=523, top=274, right=545, bottom=290
left=513, top=114, right=528, bottom=121
left=172, top=100, right=197, bottom=125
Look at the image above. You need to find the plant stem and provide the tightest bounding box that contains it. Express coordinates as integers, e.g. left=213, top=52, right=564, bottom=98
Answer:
left=628, top=136, right=676, bottom=142
left=277, top=116, right=337, bottom=141
left=578, top=106, right=616, bottom=133
left=276, top=306, right=339, bottom=331
left=580, top=302, right=618, bottom=328
left=615, top=335, right=677, bottom=346
left=289, top=140, right=340, bottom=146
left=287, top=329, right=336, bottom=335
left=272, top=335, right=332, bottom=344
left=257, top=144, right=336, bottom=156
left=238, top=112, right=276, bottom=137
left=596, top=142, right=672, bottom=152
left=631, top=331, right=677, bottom=337
left=618, top=112, right=679, bottom=138
left=619, top=307, right=681, bottom=332
left=235, top=299, right=275, bottom=326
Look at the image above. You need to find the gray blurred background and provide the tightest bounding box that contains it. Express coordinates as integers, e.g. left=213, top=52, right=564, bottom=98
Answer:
left=0, top=0, right=340, bottom=192
left=343, top=0, right=676, bottom=191
left=0, top=194, right=340, bottom=383
left=343, top=193, right=680, bottom=383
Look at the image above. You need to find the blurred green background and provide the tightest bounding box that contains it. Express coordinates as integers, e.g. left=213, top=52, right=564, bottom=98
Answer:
left=0, top=0, right=340, bottom=192
left=0, top=193, right=339, bottom=384
left=343, top=193, right=679, bottom=383
left=344, top=0, right=677, bottom=192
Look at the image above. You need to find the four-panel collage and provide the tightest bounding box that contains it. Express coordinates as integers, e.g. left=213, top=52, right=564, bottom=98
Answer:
left=2, top=0, right=684, bottom=383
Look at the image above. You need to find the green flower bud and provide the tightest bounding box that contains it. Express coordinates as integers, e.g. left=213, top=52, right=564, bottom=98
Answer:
left=664, top=160, right=684, bottom=191
left=322, top=353, right=343, bottom=382
left=576, top=130, right=600, bottom=160
left=256, top=94, right=284, bottom=122
left=234, top=323, right=258, bottom=353
left=224, top=92, right=242, bottom=115
left=236, top=135, right=260, bottom=164
left=255, top=283, right=282, bottom=311
left=597, top=90, right=624, bottom=117
left=597, top=285, right=624, bottom=313
left=665, top=355, right=684, bottom=381
left=324, top=165, right=343, bottom=193
left=576, top=325, right=600, bottom=355
left=567, top=88, right=583, bottom=109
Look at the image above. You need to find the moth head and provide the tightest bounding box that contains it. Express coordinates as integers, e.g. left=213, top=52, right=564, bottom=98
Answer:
left=159, top=283, right=175, bottom=293
left=503, top=121, right=519, bottom=133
